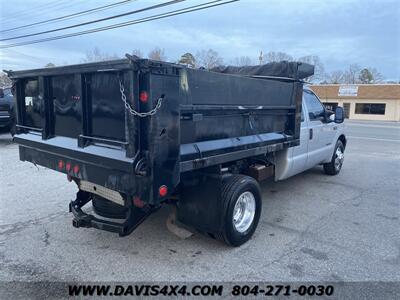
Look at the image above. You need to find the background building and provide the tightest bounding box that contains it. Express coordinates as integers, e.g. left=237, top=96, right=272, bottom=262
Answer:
left=310, top=84, right=400, bottom=121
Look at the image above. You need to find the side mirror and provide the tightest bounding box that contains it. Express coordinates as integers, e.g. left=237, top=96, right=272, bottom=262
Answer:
left=334, top=107, right=344, bottom=123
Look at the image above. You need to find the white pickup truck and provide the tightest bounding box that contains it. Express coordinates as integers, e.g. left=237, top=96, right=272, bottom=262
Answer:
left=274, top=87, right=346, bottom=181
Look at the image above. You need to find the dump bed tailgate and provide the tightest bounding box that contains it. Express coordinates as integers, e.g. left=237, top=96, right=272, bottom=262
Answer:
left=10, top=59, right=142, bottom=197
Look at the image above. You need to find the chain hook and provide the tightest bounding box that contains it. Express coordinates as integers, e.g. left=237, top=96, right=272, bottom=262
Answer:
left=118, top=80, right=163, bottom=117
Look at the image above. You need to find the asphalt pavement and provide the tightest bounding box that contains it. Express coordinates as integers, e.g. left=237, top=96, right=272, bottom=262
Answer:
left=1, top=121, right=399, bottom=285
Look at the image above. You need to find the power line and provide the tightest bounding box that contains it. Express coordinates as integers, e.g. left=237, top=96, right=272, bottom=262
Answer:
left=0, top=0, right=184, bottom=41
left=0, top=0, right=86, bottom=25
left=0, top=0, right=137, bottom=33
left=1, top=0, right=70, bottom=19
left=0, top=0, right=239, bottom=49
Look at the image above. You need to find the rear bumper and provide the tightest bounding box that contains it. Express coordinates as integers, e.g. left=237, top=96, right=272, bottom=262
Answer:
left=14, top=133, right=140, bottom=196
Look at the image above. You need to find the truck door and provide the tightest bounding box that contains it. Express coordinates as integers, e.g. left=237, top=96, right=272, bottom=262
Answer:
left=303, top=89, right=335, bottom=169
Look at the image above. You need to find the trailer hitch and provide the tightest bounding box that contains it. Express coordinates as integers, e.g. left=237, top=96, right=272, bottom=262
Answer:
left=69, top=191, right=155, bottom=237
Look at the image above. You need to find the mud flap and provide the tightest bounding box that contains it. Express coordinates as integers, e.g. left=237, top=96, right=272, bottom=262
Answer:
left=166, top=205, right=194, bottom=239
left=177, top=166, right=225, bottom=235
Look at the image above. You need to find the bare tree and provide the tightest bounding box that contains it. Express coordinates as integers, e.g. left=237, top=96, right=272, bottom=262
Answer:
left=343, top=64, right=361, bottom=84
left=358, top=67, right=384, bottom=84
left=0, top=72, right=12, bottom=88
left=327, top=70, right=345, bottom=84
left=82, top=47, right=120, bottom=62
left=265, top=51, right=293, bottom=63
left=178, top=52, right=196, bottom=68
left=297, top=55, right=325, bottom=82
left=232, top=56, right=253, bottom=66
left=131, top=49, right=143, bottom=58
left=195, top=49, right=223, bottom=70
left=148, top=47, right=167, bottom=61
left=369, top=67, right=384, bottom=83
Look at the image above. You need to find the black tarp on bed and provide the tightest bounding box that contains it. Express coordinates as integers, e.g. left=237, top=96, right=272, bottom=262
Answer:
left=211, top=61, right=314, bottom=80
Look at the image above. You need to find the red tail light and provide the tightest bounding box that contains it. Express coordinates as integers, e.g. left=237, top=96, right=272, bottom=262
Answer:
left=58, top=160, right=65, bottom=170
left=139, top=91, right=148, bottom=103
left=73, top=165, right=80, bottom=174
left=133, top=196, right=145, bottom=208
left=66, top=162, right=71, bottom=172
left=159, top=185, right=168, bottom=197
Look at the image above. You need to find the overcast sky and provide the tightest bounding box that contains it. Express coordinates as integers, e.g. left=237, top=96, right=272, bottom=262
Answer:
left=0, top=0, right=399, bottom=80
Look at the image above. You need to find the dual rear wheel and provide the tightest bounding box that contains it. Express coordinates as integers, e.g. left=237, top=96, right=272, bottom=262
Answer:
left=219, top=175, right=262, bottom=246
left=91, top=174, right=263, bottom=247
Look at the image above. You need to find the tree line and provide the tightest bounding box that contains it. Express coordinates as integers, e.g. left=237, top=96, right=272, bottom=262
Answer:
left=0, top=47, right=397, bottom=88
left=80, top=47, right=390, bottom=84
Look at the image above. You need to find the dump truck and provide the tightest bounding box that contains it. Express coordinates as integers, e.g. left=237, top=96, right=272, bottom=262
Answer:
left=7, top=55, right=346, bottom=246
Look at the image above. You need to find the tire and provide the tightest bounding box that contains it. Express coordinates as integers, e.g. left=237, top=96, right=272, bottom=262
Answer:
left=8, top=110, right=17, bottom=137
left=9, top=120, right=16, bottom=137
left=219, top=175, right=262, bottom=247
left=323, top=140, right=345, bottom=175
left=92, top=195, right=128, bottom=219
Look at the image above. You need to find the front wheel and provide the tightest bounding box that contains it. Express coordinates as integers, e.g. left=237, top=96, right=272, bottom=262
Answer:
left=323, top=140, right=345, bottom=175
left=219, top=175, right=262, bottom=246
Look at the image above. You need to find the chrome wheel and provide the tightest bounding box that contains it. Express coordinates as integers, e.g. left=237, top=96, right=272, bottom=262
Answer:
left=334, top=147, right=344, bottom=171
left=233, top=191, right=256, bottom=233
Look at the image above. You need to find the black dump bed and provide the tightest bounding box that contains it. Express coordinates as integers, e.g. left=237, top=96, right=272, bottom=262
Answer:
left=8, top=57, right=312, bottom=205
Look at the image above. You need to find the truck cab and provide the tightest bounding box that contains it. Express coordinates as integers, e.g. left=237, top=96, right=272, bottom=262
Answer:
left=275, top=86, right=346, bottom=180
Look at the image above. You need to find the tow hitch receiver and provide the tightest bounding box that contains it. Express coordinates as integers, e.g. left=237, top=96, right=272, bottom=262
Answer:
left=69, top=191, right=154, bottom=237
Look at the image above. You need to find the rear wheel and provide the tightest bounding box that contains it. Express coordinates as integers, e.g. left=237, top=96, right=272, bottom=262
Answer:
left=323, top=140, right=345, bottom=175
left=219, top=175, right=262, bottom=246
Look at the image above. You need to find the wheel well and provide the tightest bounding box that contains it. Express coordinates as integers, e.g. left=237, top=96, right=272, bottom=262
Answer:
left=338, top=134, right=347, bottom=149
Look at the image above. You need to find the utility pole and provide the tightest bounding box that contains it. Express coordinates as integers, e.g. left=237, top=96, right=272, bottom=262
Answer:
left=258, top=51, right=263, bottom=65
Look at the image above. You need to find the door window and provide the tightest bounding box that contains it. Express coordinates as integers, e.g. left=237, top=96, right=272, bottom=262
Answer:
left=303, top=90, right=325, bottom=121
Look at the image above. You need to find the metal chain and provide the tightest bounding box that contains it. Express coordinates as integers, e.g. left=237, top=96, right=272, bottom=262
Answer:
left=119, top=80, right=163, bottom=117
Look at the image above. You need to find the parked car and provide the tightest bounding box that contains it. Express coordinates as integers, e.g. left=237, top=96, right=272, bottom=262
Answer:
left=8, top=57, right=346, bottom=246
left=0, top=87, right=16, bottom=136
